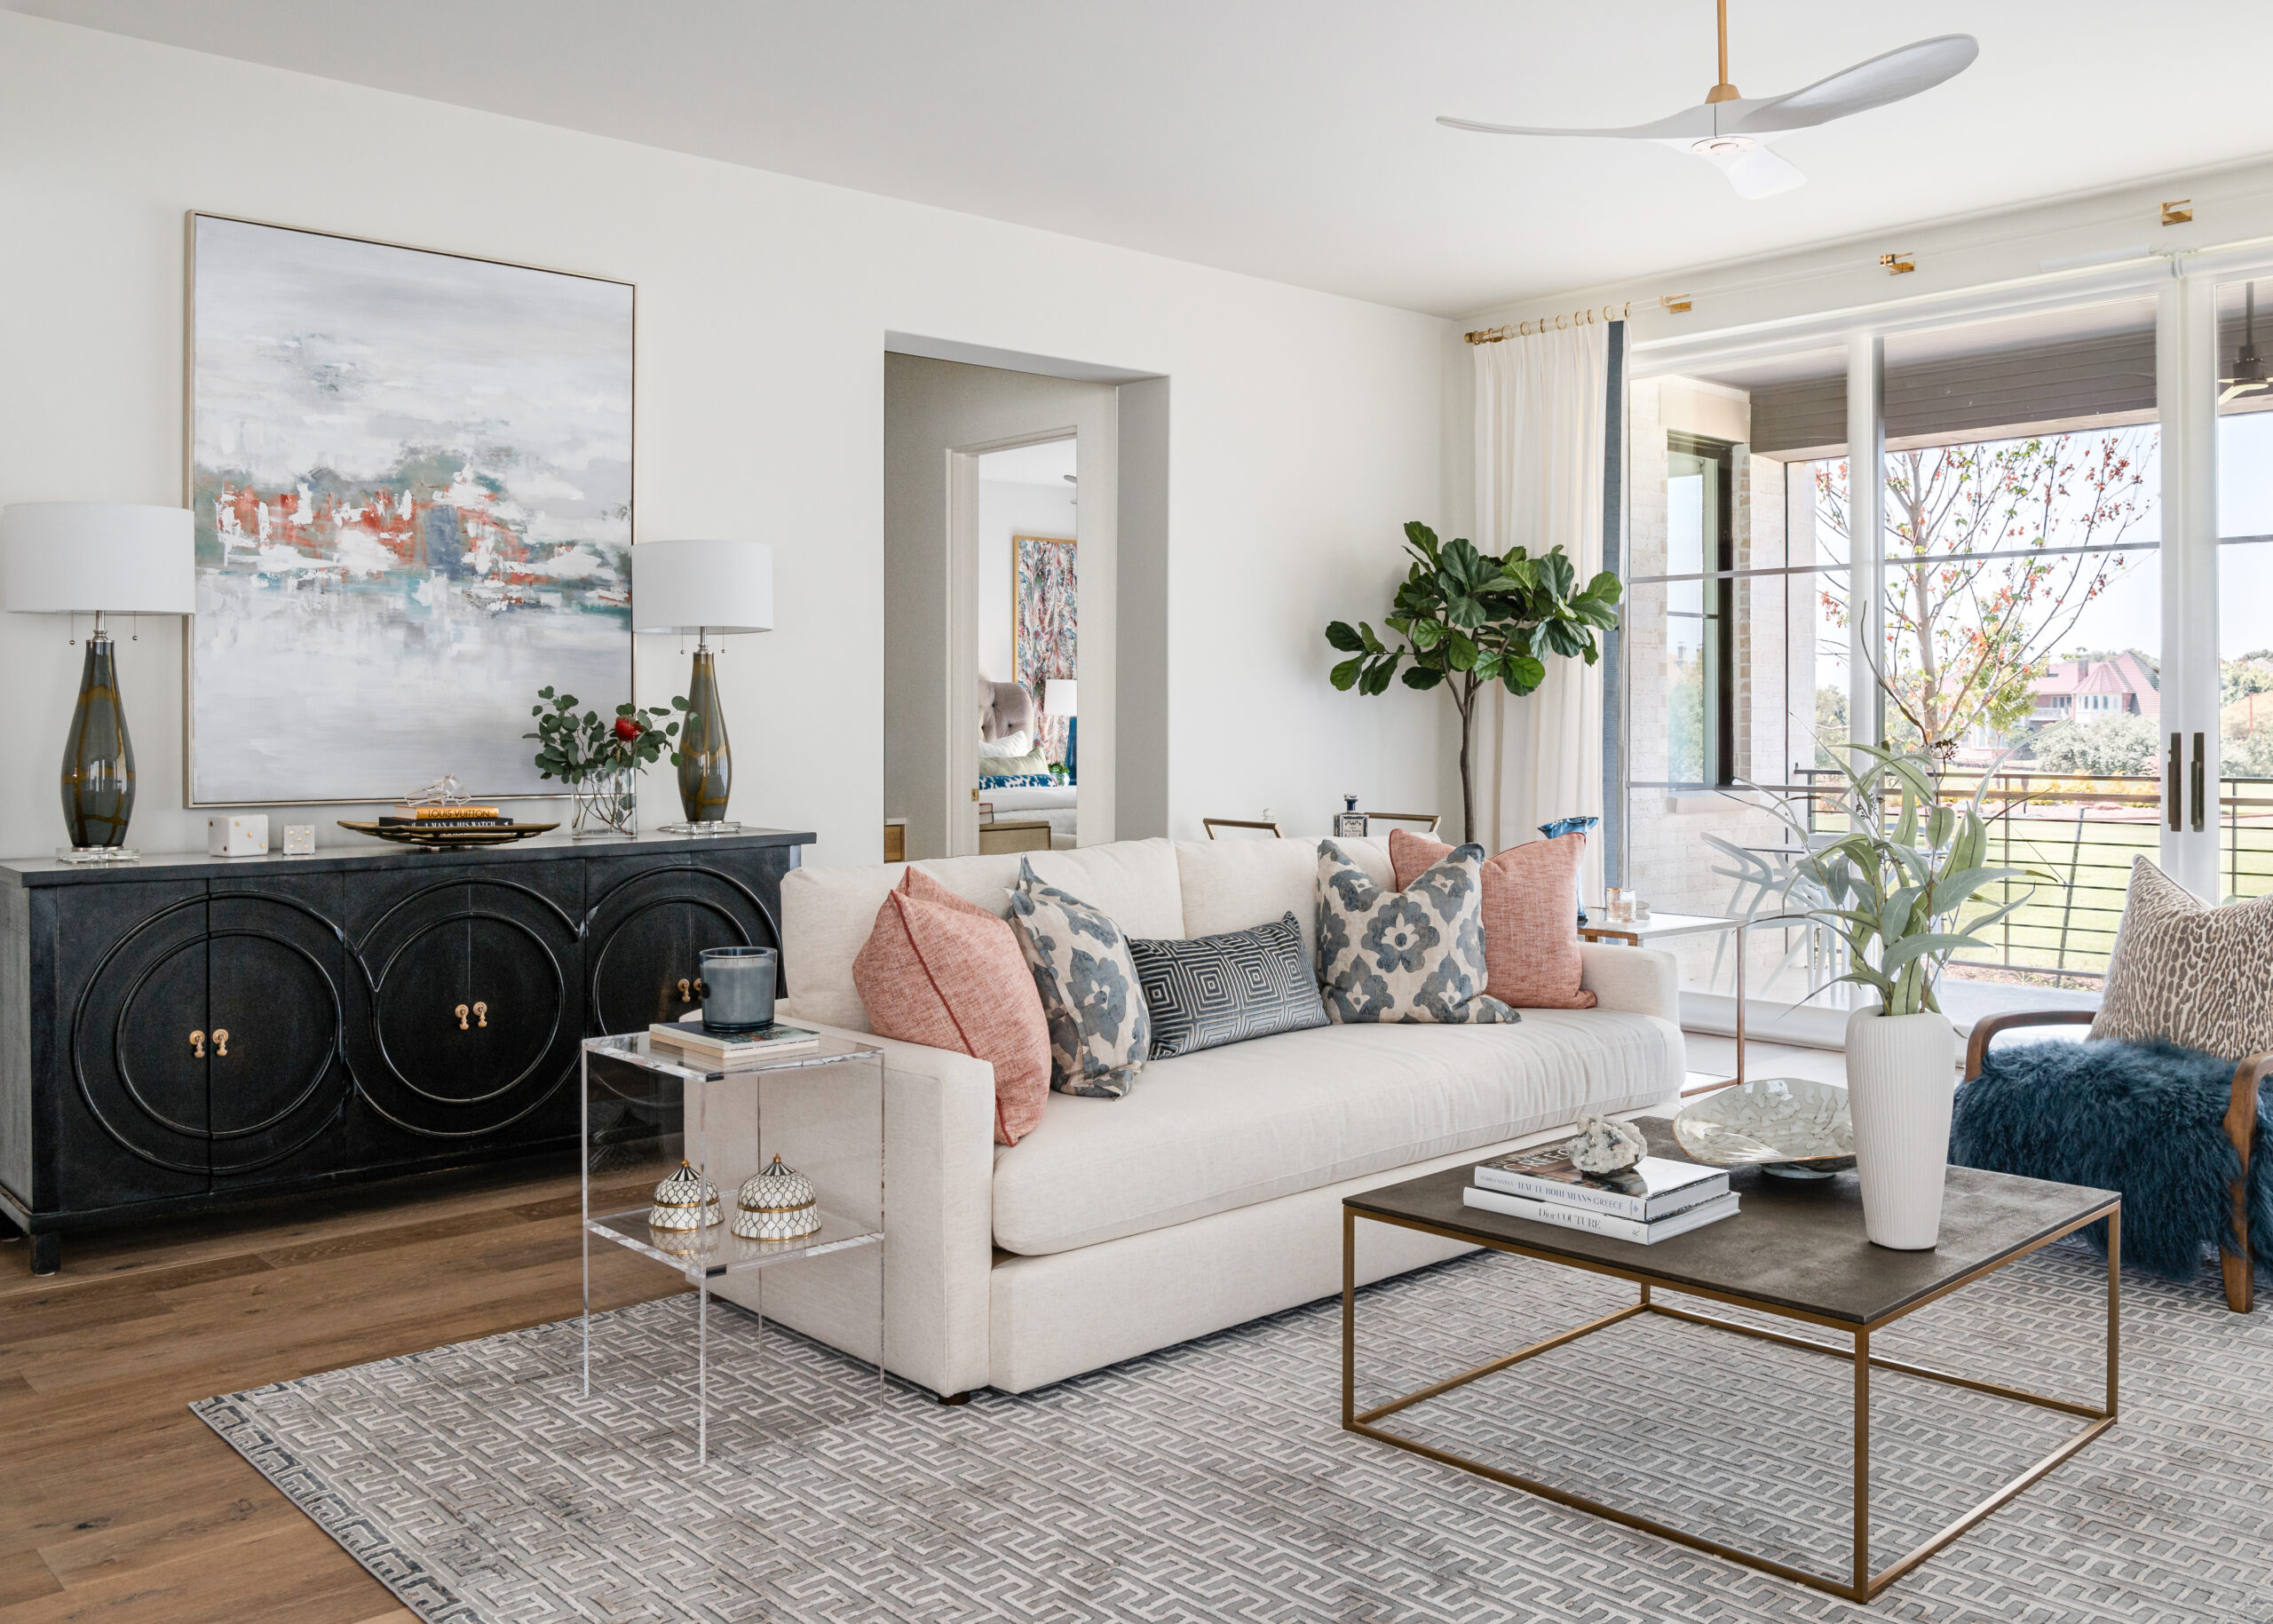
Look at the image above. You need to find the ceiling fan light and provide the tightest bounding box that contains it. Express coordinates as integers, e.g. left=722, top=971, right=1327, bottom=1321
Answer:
left=1691, top=136, right=1758, bottom=156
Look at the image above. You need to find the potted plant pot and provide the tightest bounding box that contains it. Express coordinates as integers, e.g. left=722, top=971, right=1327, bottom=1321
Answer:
left=1843, top=1002, right=1957, bottom=1249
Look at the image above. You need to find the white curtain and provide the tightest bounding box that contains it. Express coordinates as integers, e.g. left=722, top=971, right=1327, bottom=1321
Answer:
left=1469, top=322, right=1611, bottom=894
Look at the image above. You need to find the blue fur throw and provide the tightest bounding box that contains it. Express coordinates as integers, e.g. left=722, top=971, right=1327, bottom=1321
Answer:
left=1950, top=1038, right=2272, bottom=1280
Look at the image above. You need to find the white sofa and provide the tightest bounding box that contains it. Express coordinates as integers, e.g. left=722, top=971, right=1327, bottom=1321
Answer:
left=712, top=836, right=1683, bottom=1398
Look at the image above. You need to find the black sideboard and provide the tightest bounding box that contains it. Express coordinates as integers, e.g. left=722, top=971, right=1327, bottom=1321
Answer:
left=0, top=828, right=812, bottom=1273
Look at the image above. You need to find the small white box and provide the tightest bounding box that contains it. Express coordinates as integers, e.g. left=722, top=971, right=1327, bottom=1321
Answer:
left=208, top=814, right=269, bottom=857
left=281, top=824, right=316, bottom=856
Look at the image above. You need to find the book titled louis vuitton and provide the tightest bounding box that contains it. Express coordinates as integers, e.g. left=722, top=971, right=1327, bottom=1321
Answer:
left=1474, top=1144, right=1729, bottom=1224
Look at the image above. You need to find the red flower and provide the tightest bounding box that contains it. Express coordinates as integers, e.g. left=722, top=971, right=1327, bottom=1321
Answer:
left=613, top=716, right=642, bottom=743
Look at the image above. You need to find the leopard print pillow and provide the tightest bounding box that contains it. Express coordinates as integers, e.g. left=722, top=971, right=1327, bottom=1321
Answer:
left=2089, top=857, right=2273, bottom=1058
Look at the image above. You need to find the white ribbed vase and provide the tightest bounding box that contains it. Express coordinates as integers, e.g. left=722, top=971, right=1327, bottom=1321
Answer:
left=1843, top=1004, right=1957, bottom=1250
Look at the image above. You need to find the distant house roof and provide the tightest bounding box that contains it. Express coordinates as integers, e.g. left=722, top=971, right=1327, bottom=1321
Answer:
left=2032, top=654, right=2160, bottom=713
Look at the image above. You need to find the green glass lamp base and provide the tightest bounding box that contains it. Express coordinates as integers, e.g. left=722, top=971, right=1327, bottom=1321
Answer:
left=677, top=646, right=733, bottom=824
left=61, top=632, right=136, bottom=851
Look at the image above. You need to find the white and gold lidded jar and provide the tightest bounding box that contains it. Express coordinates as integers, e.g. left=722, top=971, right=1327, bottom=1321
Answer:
left=646, top=1159, right=724, bottom=1231
left=733, top=1154, right=823, bottom=1240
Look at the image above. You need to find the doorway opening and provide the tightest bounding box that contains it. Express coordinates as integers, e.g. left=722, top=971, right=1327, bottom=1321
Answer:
left=882, top=346, right=1168, bottom=862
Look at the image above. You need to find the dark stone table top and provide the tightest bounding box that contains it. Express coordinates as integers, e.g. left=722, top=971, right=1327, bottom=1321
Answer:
left=0, top=826, right=817, bottom=887
left=1345, top=1118, right=2117, bottom=1327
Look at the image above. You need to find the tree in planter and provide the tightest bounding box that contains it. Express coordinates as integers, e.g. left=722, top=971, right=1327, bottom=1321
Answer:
left=1326, top=522, right=1621, bottom=843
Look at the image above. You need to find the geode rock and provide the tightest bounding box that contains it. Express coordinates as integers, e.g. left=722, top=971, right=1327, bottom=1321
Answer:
left=1567, top=1115, right=1646, bottom=1174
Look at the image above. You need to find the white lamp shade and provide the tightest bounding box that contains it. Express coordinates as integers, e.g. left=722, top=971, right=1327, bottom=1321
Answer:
left=631, top=539, right=773, bottom=635
left=2, top=503, right=195, bottom=615
left=1043, top=678, right=1078, bottom=716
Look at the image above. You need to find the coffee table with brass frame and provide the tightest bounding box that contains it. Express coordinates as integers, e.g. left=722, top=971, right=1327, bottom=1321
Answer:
left=1341, top=1126, right=2119, bottom=1604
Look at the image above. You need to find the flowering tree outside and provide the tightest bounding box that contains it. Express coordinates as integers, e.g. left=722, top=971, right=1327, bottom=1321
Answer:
left=1816, top=430, right=2156, bottom=762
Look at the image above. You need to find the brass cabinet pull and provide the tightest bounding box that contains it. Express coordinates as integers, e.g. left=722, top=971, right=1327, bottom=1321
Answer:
left=473, top=1000, right=488, bottom=1028
left=212, top=1029, right=229, bottom=1058
left=694, top=978, right=706, bottom=998
left=190, top=1029, right=206, bottom=1058
left=678, top=978, right=693, bottom=1002
left=455, top=1003, right=470, bottom=1030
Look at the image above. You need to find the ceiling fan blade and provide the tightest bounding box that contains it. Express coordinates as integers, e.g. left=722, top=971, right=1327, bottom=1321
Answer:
left=1697, top=140, right=1805, bottom=200
left=1437, top=104, right=1715, bottom=142
left=1730, top=35, right=1978, bottom=135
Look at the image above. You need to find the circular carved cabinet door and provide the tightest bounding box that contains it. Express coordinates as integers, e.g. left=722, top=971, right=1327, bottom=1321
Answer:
left=584, top=860, right=780, bottom=1038
left=71, top=889, right=349, bottom=1192
left=351, top=877, right=579, bottom=1140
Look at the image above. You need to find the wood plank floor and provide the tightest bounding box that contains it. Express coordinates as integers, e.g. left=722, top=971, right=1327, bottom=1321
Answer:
left=0, top=1159, right=687, bottom=1621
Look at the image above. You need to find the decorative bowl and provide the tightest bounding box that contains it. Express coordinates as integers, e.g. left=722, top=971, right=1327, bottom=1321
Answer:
left=338, top=820, right=558, bottom=850
left=1674, top=1077, right=1856, bottom=1179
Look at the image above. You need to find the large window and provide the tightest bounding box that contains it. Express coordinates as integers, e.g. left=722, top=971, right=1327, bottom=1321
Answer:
left=2215, top=274, right=2273, bottom=903
left=1620, top=299, right=2165, bottom=1004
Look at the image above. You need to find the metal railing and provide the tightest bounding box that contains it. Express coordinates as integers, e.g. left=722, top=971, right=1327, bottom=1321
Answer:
left=1796, top=767, right=2273, bottom=987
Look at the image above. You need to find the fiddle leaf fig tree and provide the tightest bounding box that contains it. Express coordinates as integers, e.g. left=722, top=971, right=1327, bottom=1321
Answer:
left=1327, top=521, right=1622, bottom=842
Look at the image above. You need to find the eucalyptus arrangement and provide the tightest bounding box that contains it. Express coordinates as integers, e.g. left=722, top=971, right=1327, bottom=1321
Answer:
left=1327, top=522, right=1620, bottom=840
left=526, top=686, right=696, bottom=836
left=526, top=686, right=695, bottom=782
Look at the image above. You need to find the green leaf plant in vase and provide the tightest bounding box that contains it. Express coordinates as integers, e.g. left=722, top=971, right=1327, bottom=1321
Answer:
left=1762, top=741, right=2045, bottom=1251
left=526, top=685, right=694, bottom=838
left=1324, top=522, right=1621, bottom=842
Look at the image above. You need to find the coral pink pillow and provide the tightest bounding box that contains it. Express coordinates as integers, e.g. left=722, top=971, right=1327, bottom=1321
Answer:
left=852, top=868, right=1051, bottom=1145
left=1390, top=828, right=1596, bottom=1010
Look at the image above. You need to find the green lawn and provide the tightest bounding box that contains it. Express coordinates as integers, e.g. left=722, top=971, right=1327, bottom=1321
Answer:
left=1809, top=779, right=2273, bottom=986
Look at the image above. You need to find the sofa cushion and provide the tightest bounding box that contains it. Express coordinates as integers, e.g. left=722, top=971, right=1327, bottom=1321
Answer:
left=851, top=877, right=1051, bottom=1145
left=1129, top=912, right=1328, bottom=1058
left=1176, top=836, right=1390, bottom=966
left=1315, top=840, right=1513, bottom=1026
left=780, top=838, right=1186, bottom=1032
left=990, top=1011, right=1681, bottom=1256
left=1390, top=828, right=1597, bottom=1010
left=1010, top=860, right=1149, bottom=1097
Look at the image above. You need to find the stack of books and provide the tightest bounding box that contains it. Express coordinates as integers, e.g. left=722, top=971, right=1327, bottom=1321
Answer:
left=379, top=803, right=511, bottom=828
left=1464, top=1142, right=1737, bottom=1244
left=647, top=1021, right=822, bottom=1067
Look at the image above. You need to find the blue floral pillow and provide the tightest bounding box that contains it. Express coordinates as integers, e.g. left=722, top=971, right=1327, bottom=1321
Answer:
left=1314, top=840, right=1516, bottom=1026
left=1007, top=860, right=1149, bottom=1097
left=981, top=773, right=1057, bottom=789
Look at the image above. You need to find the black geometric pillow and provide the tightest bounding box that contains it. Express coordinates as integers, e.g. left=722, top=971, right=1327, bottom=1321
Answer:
left=1127, top=912, right=1330, bottom=1059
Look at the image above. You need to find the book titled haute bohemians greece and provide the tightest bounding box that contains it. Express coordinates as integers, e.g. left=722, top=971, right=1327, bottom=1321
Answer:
left=1474, top=1143, right=1730, bottom=1224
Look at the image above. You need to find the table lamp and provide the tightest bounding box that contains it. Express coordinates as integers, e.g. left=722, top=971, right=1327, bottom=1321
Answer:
left=1044, top=677, right=1078, bottom=785
left=630, top=539, right=774, bottom=832
left=2, top=503, right=195, bottom=862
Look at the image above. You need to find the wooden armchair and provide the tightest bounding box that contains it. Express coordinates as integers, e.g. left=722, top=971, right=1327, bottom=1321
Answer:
left=1965, top=1010, right=2263, bottom=1313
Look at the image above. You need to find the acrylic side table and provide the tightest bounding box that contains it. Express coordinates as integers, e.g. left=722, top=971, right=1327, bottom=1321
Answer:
left=580, top=1029, right=885, bottom=1464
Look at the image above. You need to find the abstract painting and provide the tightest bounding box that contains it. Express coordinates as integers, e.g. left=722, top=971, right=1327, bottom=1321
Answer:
left=186, top=214, right=634, bottom=804
left=1011, top=534, right=1076, bottom=764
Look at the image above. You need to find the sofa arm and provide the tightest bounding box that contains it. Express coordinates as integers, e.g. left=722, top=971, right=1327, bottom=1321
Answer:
left=1579, top=943, right=1680, bottom=1024
left=727, top=1013, right=997, bottom=1398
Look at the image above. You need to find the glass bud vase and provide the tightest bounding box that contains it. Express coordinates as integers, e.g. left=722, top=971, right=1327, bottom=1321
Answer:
left=570, top=767, right=638, bottom=838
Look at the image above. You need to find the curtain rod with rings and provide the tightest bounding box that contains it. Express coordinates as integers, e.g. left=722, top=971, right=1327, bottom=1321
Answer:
left=1465, top=302, right=1635, bottom=344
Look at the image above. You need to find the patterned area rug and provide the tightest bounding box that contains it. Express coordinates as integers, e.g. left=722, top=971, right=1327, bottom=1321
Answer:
left=194, top=1243, right=2273, bottom=1622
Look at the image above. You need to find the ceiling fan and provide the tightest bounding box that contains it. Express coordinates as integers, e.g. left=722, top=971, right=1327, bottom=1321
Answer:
left=1438, top=1, right=1977, bottom=200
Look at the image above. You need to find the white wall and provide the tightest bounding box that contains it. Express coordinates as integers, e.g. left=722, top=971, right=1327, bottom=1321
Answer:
left=977, top=478, right=1077, bottom=682
left=0, top=12, right=1451, bottom=866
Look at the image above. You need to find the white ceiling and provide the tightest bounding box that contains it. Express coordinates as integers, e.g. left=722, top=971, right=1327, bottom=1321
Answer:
left=978, top=440, right=1077, bottom=487
left=12, top=0, right=2273, bottom=317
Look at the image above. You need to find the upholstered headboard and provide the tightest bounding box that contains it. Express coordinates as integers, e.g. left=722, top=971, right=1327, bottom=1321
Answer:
left=978, top=677, right=1036, bottom=742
